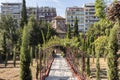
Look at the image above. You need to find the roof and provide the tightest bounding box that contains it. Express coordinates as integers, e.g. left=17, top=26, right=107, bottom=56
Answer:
left=53, top=16, right=65, bottom=20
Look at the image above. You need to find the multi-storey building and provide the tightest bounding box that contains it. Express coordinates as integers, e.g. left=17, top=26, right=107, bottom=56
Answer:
left=66, top=6, right=84, bottom=32
left=27, top=6, right=57, bottom=22
left=1, top=2, right=57, bottom=23
left=66, top=3, right=99, bottom=33
left=37, top=7, right=57, bottom=22
left=84, top=3, right=99, bottom=32
left=1, top=3, right=22, bottom=21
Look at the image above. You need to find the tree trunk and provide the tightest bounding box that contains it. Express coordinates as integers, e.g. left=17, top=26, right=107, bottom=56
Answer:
left=5, top=53, right=8, bottom=67
left=86, top=57, right=90, bottom=76
left=13, top=45, right=16, bottom=67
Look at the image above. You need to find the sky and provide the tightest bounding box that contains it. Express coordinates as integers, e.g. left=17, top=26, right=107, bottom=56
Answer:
left=0, top=0, right=113, bottom=18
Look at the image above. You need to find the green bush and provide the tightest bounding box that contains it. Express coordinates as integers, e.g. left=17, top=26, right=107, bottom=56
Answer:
left=61, top=52, right=65, bottom=57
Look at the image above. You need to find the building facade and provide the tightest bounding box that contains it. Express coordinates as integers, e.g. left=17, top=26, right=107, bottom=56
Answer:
left=27, top=6, right=57, bottom=22
left=84, top=3, right=99, bottom=32
left=1, top=3, right=22, bottom=21
left=1, top=3, right=57, bottom=23
left=51, top=16, right=67, bottom=38
left=66, top=6, right=84, bottom=32
left=66, top=3, right=99, bottom=33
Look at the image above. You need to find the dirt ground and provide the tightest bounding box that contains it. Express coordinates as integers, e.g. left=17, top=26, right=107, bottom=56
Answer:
left=0, top=58, right=120, bottom=80
left=0, top=60, right=37, bottom=80
left=89, top=58, right=120, bottom=80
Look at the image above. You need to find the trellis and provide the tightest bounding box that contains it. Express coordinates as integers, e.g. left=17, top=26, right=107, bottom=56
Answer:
left=40, top=37, right=86, bottom=80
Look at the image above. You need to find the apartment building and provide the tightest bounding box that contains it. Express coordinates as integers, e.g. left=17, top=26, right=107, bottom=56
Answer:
left=27, top=6, right=57, bottom=22
left=66, top=3, right=99, bottom=33
left=1, top=2, right=57, bottom=23
left=66, top=6, right=84, bottom=32
left=84, top=3, right=99, bottom=32
left=1, top=3, right=22, bottom=21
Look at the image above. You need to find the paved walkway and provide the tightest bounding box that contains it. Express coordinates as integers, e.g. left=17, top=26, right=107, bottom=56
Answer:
left=45, top=54, right=77, bottom=80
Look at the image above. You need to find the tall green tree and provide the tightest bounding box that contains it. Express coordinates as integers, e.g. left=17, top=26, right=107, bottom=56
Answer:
left=107, top=23, right=119, bottom=80
left=74, top=17, right=79, bottom=37
left=2, top=32, right=8, bottom=67
left=95, top=0, right=105, bottom=19
left=0, top=15, right=18, bottom=46
left=46, top=24, right=51, bottom=40
left=96, top=51, right=100, bottom=80
left=94, top=36, right=107, bottom=80
left=66, top=24, right=71, bottom=39
left=13, top=45, right=16, bottom=67
left=20, top=0, right=28, bottom=28
left=20, top=16, right=34, bottom=80
left=0, top=15, right=18, bottom=66
left=106, top=1, right=120, bottom=80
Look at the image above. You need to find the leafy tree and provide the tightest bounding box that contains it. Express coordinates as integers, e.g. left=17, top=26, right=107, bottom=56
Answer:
left=29, top=20, right=57, bottom=46
left=20, top=0, right=28, bottom=28
left=106, top=1, right=120, bottom=80
left=0, top=15, right=18, bottom=47
left=95, top=0, right=105, bottom=19
left=107, top=23, right=119, bottom=80
left=86, top=35, right=94, bottom=76
left=46, top=24, right=51, bottom=40
left=94, top=36, right=107, bottom=80
left=41, top=30, right=46, bottom=45
left=0, top=15, right=18, bottom=66
left=2, top=32, right=8, bottom=67
left=66, top=24, right=71, bottom=39
left=30, top=47, right=33, bottom=66
left=13, top=46, right=16, bottom=67
left=20, top=16, right=34, bottom=80
left=74, top=17, right=79, bottom=37
left=96, top=51, right=100, bottom=80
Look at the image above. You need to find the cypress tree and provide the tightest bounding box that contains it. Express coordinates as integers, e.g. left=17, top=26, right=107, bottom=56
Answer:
left=41, top=30, right=46, bottom=44
left=46, top=25, right=50, bottom=41
left=96, top=51, right=100, bottom=80
left=95, top=0, right=105, bottom=19
left=66, top=24, right=71, bottom=39
left=30, top=47, right=33, bottom=66
left=13, top=45, right=16, bottom=67
left=20, top=16, right=34, bottom=80
left=2, top=32, right=8, bottom=67
left=92, top=44, right=95, bottom=63
left=74, top=17, right=79, bottom=37
left=86, top=53, right=90, bottom=76
left=86, top=36, right=91, bottom=76
left=94, top=36, right=107, bottom=80
left=106, top=1, right=120, bottom=80
left=20, top=0, right=28, bottom=28
left=107, top=23, right=119, bottom=80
